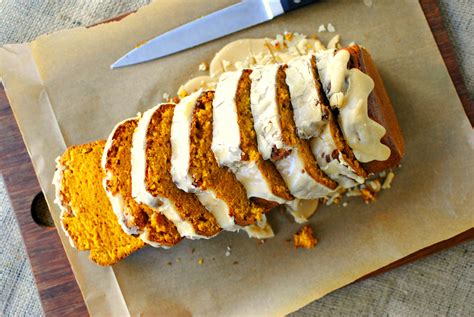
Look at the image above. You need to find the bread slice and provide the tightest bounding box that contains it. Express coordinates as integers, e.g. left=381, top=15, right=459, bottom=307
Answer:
left=250, top=64, right=337, bottom=199
left=211, top=69, right=293, bottom=205
left=102, top=118, right=182, bottom=247
left=346, top=45, right=405, bottom=173
left=316, top=45, right=404, bottom=173
left=131, top=104, right=221, bottom=239
left=171, top=90, right=267, bottom=229
left=53, top=141, right=144, bottom=265
left=285, top=55, right=326, bottom=139
left=284, top=55, right=367, bottom=188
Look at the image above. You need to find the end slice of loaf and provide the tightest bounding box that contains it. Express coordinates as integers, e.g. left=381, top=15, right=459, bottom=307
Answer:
left=53, top=141, right=144, bottom=265
left=348, top=45, right=405, bottom=173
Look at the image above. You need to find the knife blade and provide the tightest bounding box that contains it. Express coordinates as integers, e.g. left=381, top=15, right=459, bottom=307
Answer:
left=111, top=0, right=318, bottom=69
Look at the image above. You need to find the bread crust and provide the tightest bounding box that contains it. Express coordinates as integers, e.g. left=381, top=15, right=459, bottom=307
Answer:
left=345, top=45, right=405, bottom=173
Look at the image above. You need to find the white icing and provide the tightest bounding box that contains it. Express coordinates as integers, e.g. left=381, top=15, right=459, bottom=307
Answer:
left=102, top=118, right=141, bottom=236
left=285, top=55, right=324, bottom=139
left=196, top=191, right=239, bottom=232
left=274, top=148, right=333, bottom=199
left=210, top=38, right=273, bottom=78
left=316, top=49, right=349, bottom=107
left=234, top=161, right=288, bottom=204
left=316, top=48, right=390, bottom=162
left=341, top=69, right=390, bottom=162
left=250, top=64, right=333, bottom=199
left=131, top=105, right=163, bottom=208
left=131, top=104, right=206, bottom=240
left=157, top=198, right=203, bottom=240
left=52, top=157, right=77, bottom=248
left=250, top=64, right=288, bottom=160
left=105, top=190, right=141, bottom=235
left=285, top=199, right=319, bottom=224
left=170, top=90, right=202, bottom=192
left=242, top=215, right=274, bottom=239
left=52, top=157, right=67, bottom=217
left=211, top=68, right=289, bottom=205
left=182, top=76, right=216, bottom=94
left=171, top=89, right=242, bottom=232
left=209, top=35, right=327, bottom=78
left=195, top=190, right=276, bottom=238
left=311, top=124, right=365, bottom=188
left=211, top=70, right=243, bottom=166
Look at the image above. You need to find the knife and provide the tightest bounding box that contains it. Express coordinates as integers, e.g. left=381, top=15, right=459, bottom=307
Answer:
left=111, top=0, right=318, bottom=69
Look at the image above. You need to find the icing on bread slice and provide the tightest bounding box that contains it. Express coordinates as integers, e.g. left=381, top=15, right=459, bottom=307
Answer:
left=131, top=104, right=221, bottom=239
left=171, top=90, right=268, bottom=229
left=102, top=118, right=182, bottom=247
left=250, top=64, right=337, bottom=199
left=316, top=45, right=404, bottom=171
left=284, top=54, right=367, bottom=188
left=212, top=69, right=293, bottom=205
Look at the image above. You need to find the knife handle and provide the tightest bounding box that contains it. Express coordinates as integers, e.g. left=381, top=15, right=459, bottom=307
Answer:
left=279, top=0, right=317, bottom=12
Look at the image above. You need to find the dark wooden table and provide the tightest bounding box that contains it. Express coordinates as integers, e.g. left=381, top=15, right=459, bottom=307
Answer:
left=0, top=0, right=472, bottom=315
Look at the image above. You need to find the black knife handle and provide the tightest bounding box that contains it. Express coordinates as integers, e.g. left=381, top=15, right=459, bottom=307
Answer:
left=280, top=0, right=318, bottom=12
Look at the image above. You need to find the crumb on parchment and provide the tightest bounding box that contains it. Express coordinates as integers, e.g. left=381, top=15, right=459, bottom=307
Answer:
left=367, top=179, right=382, bottom=193
left=198, top=62, right=208, bottom=71
left=293, top=224, right=318, bottom=249
left=329, top=169, right=399, bottom=205
left=360, top=188, right=376, bottom=204
left=327, top=23, right=336, bottom=32
left=382, top=171, right=395, bottom=189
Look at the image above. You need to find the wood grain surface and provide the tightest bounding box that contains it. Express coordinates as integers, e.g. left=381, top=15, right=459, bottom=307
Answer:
left=0, top=90, right=88, bottom=316
left=420, top=0, right=474, bottom=126
left=0, top=0, right=472, bottom=315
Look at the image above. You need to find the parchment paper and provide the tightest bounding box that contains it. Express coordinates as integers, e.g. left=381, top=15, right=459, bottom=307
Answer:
left=1, top=1, right=473, bottom=315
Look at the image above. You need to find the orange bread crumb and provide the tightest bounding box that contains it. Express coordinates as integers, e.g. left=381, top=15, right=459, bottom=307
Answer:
left=293, top=224, right=318, bottom=249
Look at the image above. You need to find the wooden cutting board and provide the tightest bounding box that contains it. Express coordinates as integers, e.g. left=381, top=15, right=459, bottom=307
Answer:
left=0, top=0, right=472, bottom=315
